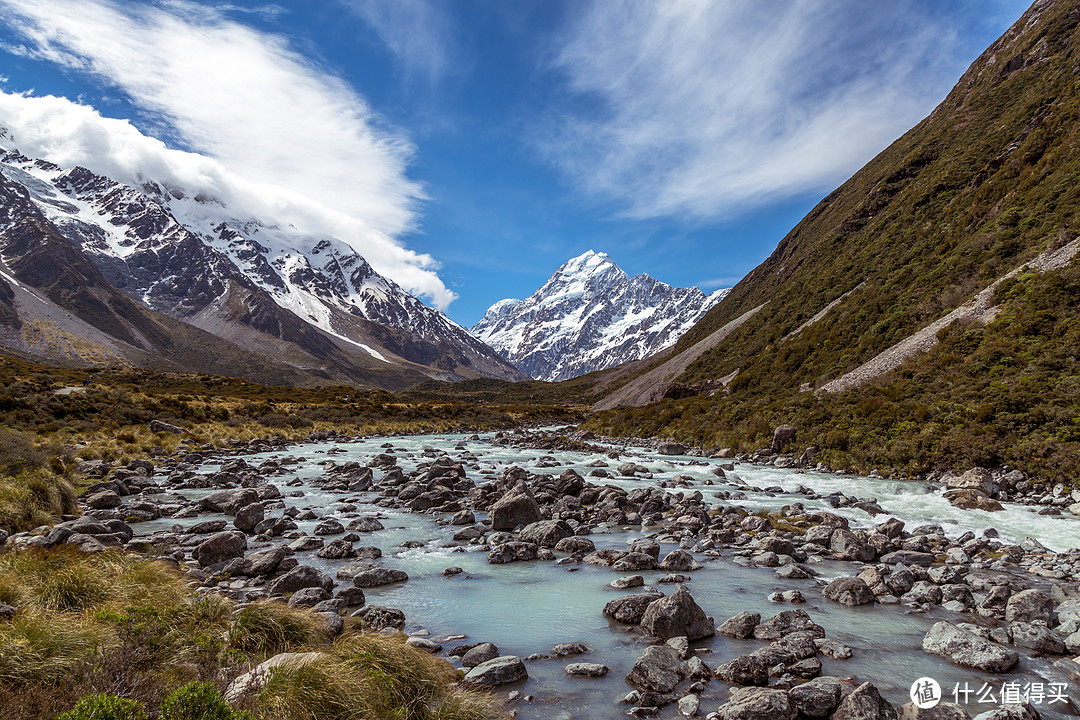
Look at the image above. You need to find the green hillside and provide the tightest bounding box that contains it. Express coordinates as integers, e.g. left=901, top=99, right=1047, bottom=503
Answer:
left=587, top=0, right=1080, bottom=482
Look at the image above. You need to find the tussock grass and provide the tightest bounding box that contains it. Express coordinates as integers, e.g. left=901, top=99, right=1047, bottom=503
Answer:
left=255, top=634, right=504, bottom=720
left=0, top=547, right=506, bottom=720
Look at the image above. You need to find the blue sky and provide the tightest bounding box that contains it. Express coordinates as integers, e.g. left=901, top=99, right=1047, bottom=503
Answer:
left=0, top=0, right=1032, bottom=327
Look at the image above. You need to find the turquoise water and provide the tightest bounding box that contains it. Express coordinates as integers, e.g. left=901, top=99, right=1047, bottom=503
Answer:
left=133, top=433, right=1080, bottom=719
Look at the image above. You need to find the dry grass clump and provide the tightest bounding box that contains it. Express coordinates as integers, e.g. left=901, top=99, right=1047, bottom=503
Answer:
left=254, top=634, right=504, bottom=720
left=0, top=547, right=506, bottom=720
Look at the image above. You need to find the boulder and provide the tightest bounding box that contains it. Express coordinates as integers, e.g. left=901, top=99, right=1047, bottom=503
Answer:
left=922, top=621, right=1019, bottom=672
left=771, top=425, right=796, bottom=454
left=1009, top=621, right=1066, bottom=654
left=897, top=702, right=971, bottom=719
left=489, top=482, right=542, bottom=530
left=716, top=687, right=795, bottom=720
left=659, top=549, right=702, bottom=572
left=84, top=490, right=122, bottom=510
left=555, top=536, right=596, bottom=554
left=461, top=642, right=500, bottom=668
left=832, top=682, right=897, bottom=720
left=287, top=587, right=330, bottom=607
left=149, top=419, right=186, bottom=434
left=352, top=605, right=405, bottom=630
left=351, top=568, right=408, bottom=587
left=717, top=611, right=760, bottom=639
left=233, top=502, right=264, bottom=532
left=829, top=529, right=874, bottom=562
left=487, top=541, right=539, bottom=564
left=752, top=609, right=824, bottom=641
left=243, top=546, right=287, bottom=576
left=944, top=489, right=1003, bottom=512
left=626, top=645, right=685, bottom=693
left=313, top=518, right=344, bottom=536
left=946, top=468, right=995, bottom=495
left=823, top=577, right=875, bottom=606
left=462, top=656, right=527, bottom=688
left=224, top=651, right=327, bottom=703
left=519, top=520, right=572, bottom=547
left=639, top=586, right=714, bottom=640
left=1004, top=589, right=1053, bottom=624
left=565, top=662, right=608, bottom=677
left=789, top=676, right=842, bottom=717
left=267, top=565, right=334, bottom=595
left=603, top=591, right=662, bottom=624
left=714, top=655, right=767, bottom=686
left=193, top=531, right=247, bottom=567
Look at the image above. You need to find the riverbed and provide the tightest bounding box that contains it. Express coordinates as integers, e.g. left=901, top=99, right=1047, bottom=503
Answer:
left=134, top=432, right=1080, bottom=719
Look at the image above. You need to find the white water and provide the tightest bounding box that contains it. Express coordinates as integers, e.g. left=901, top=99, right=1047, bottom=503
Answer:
left=132, top=433, right=1080, bottom=719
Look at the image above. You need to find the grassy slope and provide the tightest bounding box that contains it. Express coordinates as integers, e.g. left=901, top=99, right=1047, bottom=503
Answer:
left=586, top=1, right=1080, bottom=482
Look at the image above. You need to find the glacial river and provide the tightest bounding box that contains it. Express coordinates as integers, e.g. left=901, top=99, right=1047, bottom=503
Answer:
left=135, top=432, right=1080, bottom=719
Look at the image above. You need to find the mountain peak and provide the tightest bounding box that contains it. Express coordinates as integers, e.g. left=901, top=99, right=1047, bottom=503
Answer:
left=472, top=250, right=728, bottom=381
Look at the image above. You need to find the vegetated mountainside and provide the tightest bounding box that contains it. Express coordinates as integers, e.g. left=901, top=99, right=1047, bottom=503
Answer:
left=587, top=0, right=1080, bottom=483
left=471, top=250, right=727, bottom=381
left=0, top=142, right=525, bottom=389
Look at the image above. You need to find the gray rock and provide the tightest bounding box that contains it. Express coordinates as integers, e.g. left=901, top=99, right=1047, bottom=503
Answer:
left=489, top=482, right=542, bottom=530
left=897, top=702, right=972, bottom=719
left=351, top=568, right=408, bottom=587
left=487, top=541, right=539, bottom=564
left=1004, top=589, right=1053, bottom=624
left=463, top=656, right=528, bottom=687
left=317, top=539, right=355, bottom=560
left=626, top=645, right=685, bottom=693
left=565, top=662, right=608, bottom=677
left=267, top=565, right=334, bottom=595
left=752, top=609, right=824, bottom=641
left=552, top=642, right=588, bottom=656
left=659, top=549, right=702, bottom=572
left=880, top=551, right=935, bottom=567
left=84, top=490, right=122, bottom=509
left=287, top=587, right=330, bottom=607
left=243, top=546, right=287, bottom=576
left=922, top=621, right=1019, bottom=672
left=519, top=519, right=573, bottom=547
left=610, top=575, right=645, bottom=590
left=1009, top=621, right=1065, bottom=654
left=716, top=687, right=794, bottom=720
left=789, top=676, right=842, bottom=717
left=313, top=518, right=344, bottom=536
left=640, top=586, right=714, bottom=640
left=714, top=655, right=767, bottom=686
left=233, top=502, right=264, bottom=532
left=462, top=642, right=500, bottom=668
left=348, top=516, right=385, bottom=532
left=193, top=531, right=247, bottom=567
left=555, top=536, right=596, bottom=554
left=406, top=637, right=443, bottom=653
left=829, top=529, right=874, bottom=562
left=612, top=552, right=659, bottom=572
left=352, top=605, right=405, bottom=630
left=717, top=611, right=760, bottom=639
left=969, top=704, right=1040, bottom=720
left=823, top=577, right=875, bottom=606
left=603, top=591, right=662, bottom=624
left=832, top=682, right=897, bottom=720
left=149, top=419, right=185, bottom=434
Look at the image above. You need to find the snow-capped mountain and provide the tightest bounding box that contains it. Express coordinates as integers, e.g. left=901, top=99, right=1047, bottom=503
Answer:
left=471, top=250, right=728, bottom=382
left=0, top=141, right=525, bottom=387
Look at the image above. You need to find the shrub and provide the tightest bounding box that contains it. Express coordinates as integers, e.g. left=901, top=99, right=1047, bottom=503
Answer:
left=55, top=693, right=144, bottom=720
left=159, top=681, right=250, bottom=720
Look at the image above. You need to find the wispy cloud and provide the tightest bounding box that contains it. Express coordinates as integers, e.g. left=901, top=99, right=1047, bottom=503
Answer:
left=338, top=0, right=453, bottom=84
left=0, top=0, right=456, bottom=309
left=546, top=0, right=984, bottom=221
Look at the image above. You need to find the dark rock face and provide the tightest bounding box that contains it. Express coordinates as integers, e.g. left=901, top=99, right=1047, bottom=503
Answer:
left=717, top=611, right=761, bottom=639
left=715, top=655, right=768, bottom=686
left=518, top=520, right=573, bottom=547
left=353, top=605, right=406, bottom=631
left=789, top=676, right=842, bottom=717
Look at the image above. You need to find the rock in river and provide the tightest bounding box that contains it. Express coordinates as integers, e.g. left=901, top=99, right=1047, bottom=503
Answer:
left=640, top=585, right=714, bottom=640
left=716, top=687, right=795, bottom=720
left=922, top=621, right=1019, bottom=673
left=462, top=656, right=527, bottom=688
left=626, top=645, right=685, bottom=693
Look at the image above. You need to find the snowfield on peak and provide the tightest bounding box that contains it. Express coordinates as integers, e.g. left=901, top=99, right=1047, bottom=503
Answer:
left=471, top=250, right=728, bottom=381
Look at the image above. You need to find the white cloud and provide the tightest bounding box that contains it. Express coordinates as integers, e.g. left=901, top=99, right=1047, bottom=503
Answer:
left=547, top=0, right=983, bottom=220
left=339, top=0, right=452, bottom=84
left=0, top=0, right=457, bottom=309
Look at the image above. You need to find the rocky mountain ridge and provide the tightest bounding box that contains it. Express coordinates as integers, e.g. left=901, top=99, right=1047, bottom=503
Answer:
left=0, top=143, right=525, bottom=388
